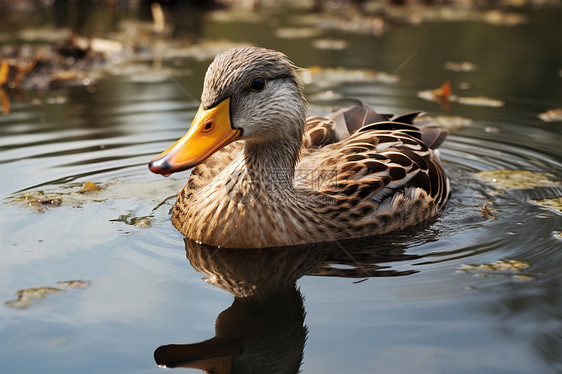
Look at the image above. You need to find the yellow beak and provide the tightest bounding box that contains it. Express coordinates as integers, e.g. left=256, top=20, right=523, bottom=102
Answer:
left=149, top=98, right=241, bottom=175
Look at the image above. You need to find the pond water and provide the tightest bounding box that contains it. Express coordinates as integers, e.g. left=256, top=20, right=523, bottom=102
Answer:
left=1, top=3, right=561, bottom=374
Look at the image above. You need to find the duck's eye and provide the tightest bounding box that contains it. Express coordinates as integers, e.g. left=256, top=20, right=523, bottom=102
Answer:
left=249, top=76, right=266, bottom=92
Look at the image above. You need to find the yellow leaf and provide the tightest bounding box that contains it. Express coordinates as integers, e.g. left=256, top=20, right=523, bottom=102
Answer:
left=79, top=181, right=101, bottom=193
left=0, top=60, right=8, bottom=86
left=0, top=89, right=10, bottom=115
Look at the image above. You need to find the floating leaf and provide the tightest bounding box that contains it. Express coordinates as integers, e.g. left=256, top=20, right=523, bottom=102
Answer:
left=530, top=197, right=562, bottom=215
left=426, top=115, right=472, bottom=132
left=444, top=61, right=479, bottom=72
left=418, top=82, right=504, bottom=109
left=5, top=287, right=65, bottom=309
left=458, top=260, right=531, bottom=272
left=299, top=66, right=398, bottom=87
left=0, top=89, right=9, bottom=115
left=57, top=280, right=92, bottom=288
left=484, top=126, right=501, bottom=133
left=457, top=260, right=533, bottom=281
left=0, top=60, right=9, bottom=86
left=6, top=178, right=184, bottom=213
left=5, top=280, right=91, bottom=309
left=511, top=274, right=536, bottom=281
left=275, top=27, right=322, bottom=39
left=538, top=108, right=562, bottom=122
left=417, top=81, right=451, bottom=111
left=457, top=96, right=504, bottom=107
left=475, top=170, right=560, bottom=190
left=312, top=39, right=348, bottom=50
left=110, top=210, right=153, bottom=227
left=385, top=6, right=526, bottom=26
left=79, top=181, right=101, bottom=193
left=481, top=202, right=496, bottom=219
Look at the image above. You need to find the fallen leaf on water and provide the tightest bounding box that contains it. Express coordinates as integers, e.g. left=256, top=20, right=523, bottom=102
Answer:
left=457, top=260, right=534, bottom=281
left=312, top=39, right=348, bottom=50
left=160, top=39, right=254, bottom=62
left=483, top=10, right=527, bottom=26
left=458, top=260, right=531, bottom=272
left=275, top=27, right=322, bottom=39
left=457, top=96, right=504, bottom=107
left=485, top=126, right=501, bottom=133
left=475, top=169, right=560, bottom=190
left=110, top=210, right=153, bottom=228
left=5, top=280, right=91, bottom=309
left=5, top=287, right=65, bottom=309
left=299, top=66, right=398, bottom=87
left=434, top=81, right=452, bottom=97
left=417, top=115, right=472, bottom=132
left=384, top=6, right=527, bottom=26
left=0, top=60, right=9, bottom=86
left=529, top=197, right=562, bottom=215
left=79, top=181, right=101, bottom=193
left=481, top=202, right=496, bottom=219
left=511, top=274, right=536, bottom=281
left=209, top=9, right=267, bottom=24
left=417, top=81, right=451, bottom=111
left=417, top=82, right=451, bottom=101
left=321, top=15, right=386, bottom=37
left=538, top=108, right=562, bottom=122
left=6, top=178, right=185, bottom=212
left=444, top=61, right=479, bottom=72
left=57, top=280, right=92, bottom=288
left=418, top=82, right=504, bottom=109
left=0, top=88, right=9, bottom=115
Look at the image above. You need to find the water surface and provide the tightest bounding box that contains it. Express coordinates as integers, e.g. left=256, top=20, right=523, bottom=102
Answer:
left=0, top=4, right=561, bottom=374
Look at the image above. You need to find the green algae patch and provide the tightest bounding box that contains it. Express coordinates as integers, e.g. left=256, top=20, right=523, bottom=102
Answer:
left=5, top=287, right=66, bottom=309
left=5, top=178, right=185, bottom=213
left=110, top=211, right=154, bottom=228
left=457, top=260, right=535, bottom=281
left=474, top=170, right=561, bottom=190
left=5, top=280, right=92, bottom=309
left=530, top=197, right=562, bottom=215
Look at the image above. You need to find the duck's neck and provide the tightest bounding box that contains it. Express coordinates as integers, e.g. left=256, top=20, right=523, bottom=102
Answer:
left=243, top=137, right=302, bottom=191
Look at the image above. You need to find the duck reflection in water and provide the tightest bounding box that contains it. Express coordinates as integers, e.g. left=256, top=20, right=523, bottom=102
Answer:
left=154, top=235, right=422, bottom=373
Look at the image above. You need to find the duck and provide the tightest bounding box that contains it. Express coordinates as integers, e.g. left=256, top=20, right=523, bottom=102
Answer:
left=149, top=46, right=449, bottom=248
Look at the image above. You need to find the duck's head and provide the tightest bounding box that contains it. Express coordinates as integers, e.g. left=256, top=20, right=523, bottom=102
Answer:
left=149, top=46, right=306, bottom=176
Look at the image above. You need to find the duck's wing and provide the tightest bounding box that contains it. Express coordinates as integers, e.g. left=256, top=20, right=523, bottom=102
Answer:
left=298, top=117, right=449, bottom=209
left=304, top=102, right=392, bottom=148
left=304, top=101, right=448, bottom=151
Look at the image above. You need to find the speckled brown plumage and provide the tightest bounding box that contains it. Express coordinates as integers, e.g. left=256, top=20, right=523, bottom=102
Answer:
left=169, top=47, right=449, bottom=248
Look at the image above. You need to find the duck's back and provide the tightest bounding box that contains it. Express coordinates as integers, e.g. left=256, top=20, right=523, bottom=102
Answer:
left=295, top=103, right=450, bottom=238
